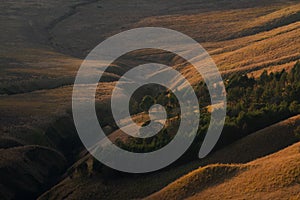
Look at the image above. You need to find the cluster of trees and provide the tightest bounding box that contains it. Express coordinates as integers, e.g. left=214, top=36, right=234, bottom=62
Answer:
left=116, top=128, right=173, bottom=152
left=130, top=91, right=179, bottom=116
left=117, top=61, right=300, bottom=161
left=224, top=61, right=300, bottom=143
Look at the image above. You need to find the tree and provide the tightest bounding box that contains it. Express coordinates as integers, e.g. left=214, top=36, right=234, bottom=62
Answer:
left=259, top=70, right=268, bottom=83
left=289, top=101, right=300, bottom=114
left=139, top=95, right=155, bottom=112
left=129, top=99, right=140, bottom=114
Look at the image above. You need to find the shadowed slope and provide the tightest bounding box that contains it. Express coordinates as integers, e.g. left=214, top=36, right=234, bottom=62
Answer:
left=145, top=141, right=300, bottom=200
left=38, top=115, right=300, bottom=200
left=0, top=146, right=66, bottom=200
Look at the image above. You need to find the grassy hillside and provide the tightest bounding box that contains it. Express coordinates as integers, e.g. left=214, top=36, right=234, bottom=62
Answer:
left=0, top=146, right=66, bottom=200
left=0, top=0, right=299, bottom=199
left=1, top=1, right=299, bottom=94
left=145, top=141, right=300, bottom=200
left=38, top=115, right=300, bottom=200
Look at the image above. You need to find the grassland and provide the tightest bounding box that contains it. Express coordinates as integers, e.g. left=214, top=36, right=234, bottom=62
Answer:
left=145, top=141, right=300, bottom=200
left=0, top=0, right=300, bottom=199
left=0, top=145, right=66, bottom=200
left=38, top=115, right=300, bottom=200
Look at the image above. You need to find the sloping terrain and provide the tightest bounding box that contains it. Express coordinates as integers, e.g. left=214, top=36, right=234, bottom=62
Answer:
left=0, top=146, right=66, bottom=200
left=145, top=141, right=300, bottom=200
left=1, top=0, right=299, bottom=139
left=0, top=0, right=300, bottom=199
left=1, top=0, right=300, bottom=95
left=37, top=115, right=300, bottom=200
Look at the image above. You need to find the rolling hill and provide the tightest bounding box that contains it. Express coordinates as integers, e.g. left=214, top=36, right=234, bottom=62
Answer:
left=37, top=115, right=300, bottom=200
left=145, top=141, right=300, bottom=200
left=0, top=0, right=300, bottom=199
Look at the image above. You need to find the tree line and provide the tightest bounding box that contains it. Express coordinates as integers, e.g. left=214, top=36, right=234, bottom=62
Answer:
left=117, top=61, right=300, bottom=162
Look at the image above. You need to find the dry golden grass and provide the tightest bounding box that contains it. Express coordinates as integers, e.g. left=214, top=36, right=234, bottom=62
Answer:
left=213, top=26, right=300, bottom=71
left=145, top=141, right=300, bottom=200
left=187, top=142, right=300, bottom=200
left=207, top=4, right=300, bottom=75
left=0, top=48, right=82, bottom=94
left=38, top=115, right=300, bottom=200
left=248, top=61, right=297, bottom=78
left=130, top=3, right=300, bottom=80
left=144, top=164, right=245, bottom=200
left=133, top=6, right=279, bottom=42
left=1, top=0, right=300, bottom=199
left=1, top=1, right=299, bottom=94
